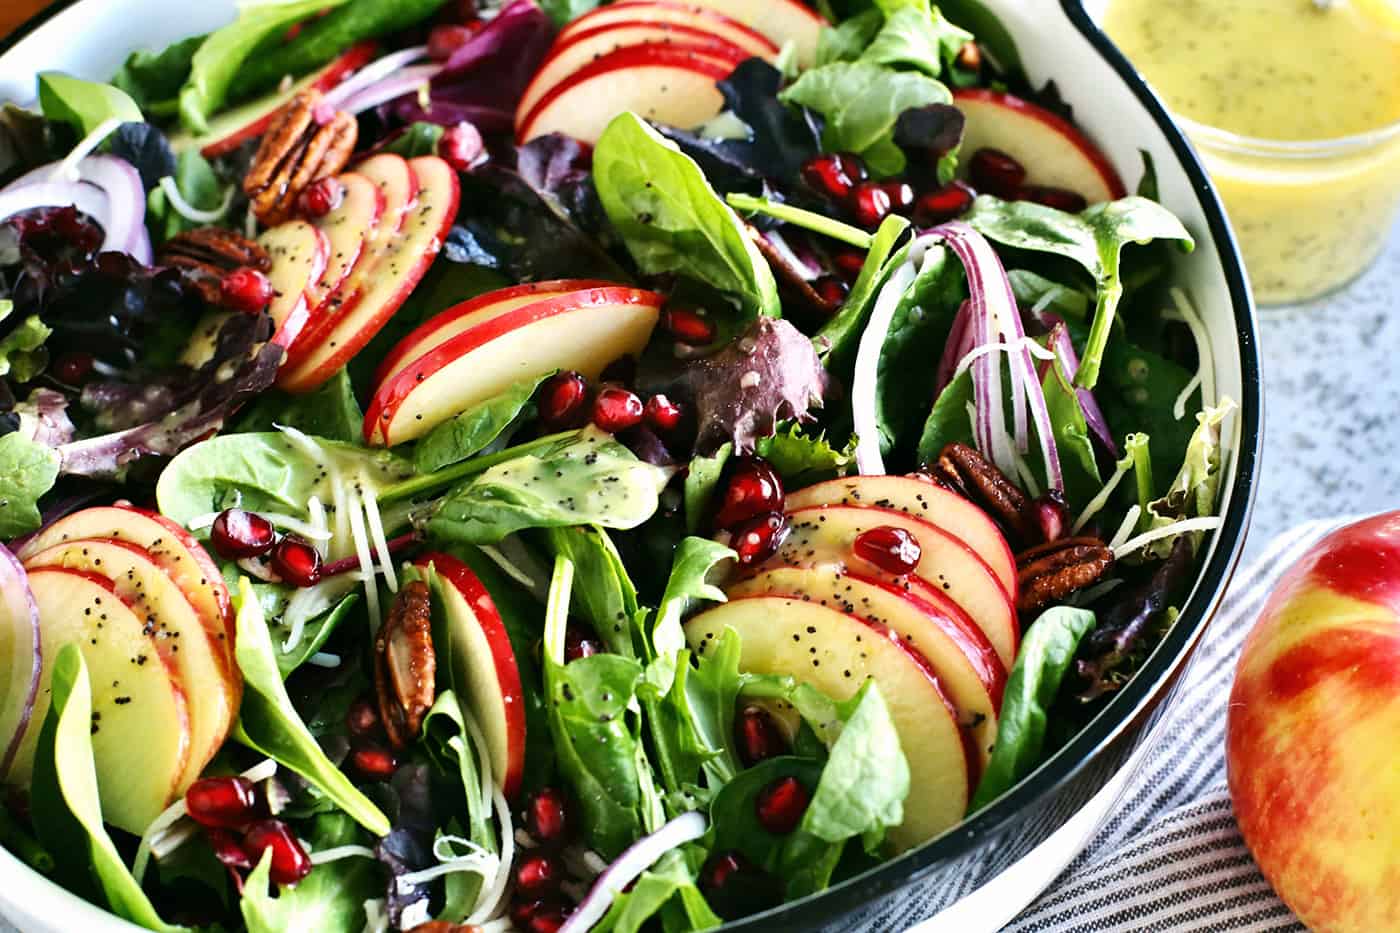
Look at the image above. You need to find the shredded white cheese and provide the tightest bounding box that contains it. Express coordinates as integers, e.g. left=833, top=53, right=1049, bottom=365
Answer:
left=360, top=481, right=399, bottom=594
left=345, top=485, right=381, bottom=627
left=1113, top=516, right=1224, bottom=559
left=1071, top=456, right=1136, bottom=535
left=309, top=844, right=377, bottom=865
left=1109, top=505, right=1143, bottom=550
left=159, top=175, right=235, bottom=224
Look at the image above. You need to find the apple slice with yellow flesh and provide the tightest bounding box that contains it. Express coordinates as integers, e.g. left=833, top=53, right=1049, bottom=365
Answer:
left=729, top=565, right=1006, bottom=772
left=19, top=567, right=191, bottom=835
left=22, top=539, right=240, bottom=792
left=517, top=45, right=737, bottom=145
left=767, top=505, right=1019, bottom=669
left=416, top=552, right=527, bottom=799
left=365, top=286, right=662, bottom=446
left=558, top=2, right=780, bottom=60
left=280, top=155, right=459, bottom=393
left=686, top=595, right=970, bottom=851
left=305, top=171, right=385, bottom=309
left=374, top=279, right=620, bottom=389
left=784, top=475, right=1017, bottom=597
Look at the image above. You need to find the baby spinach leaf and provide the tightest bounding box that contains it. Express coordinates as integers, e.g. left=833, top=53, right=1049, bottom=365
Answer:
left=37, top=73, right=142, bottom=136
left=683, top=443, right=732, bottom=534
left=147, top=148, right=225, bottom=242
left=970, top=607, right=1096, bottom=810
left=640, top=650, right=720, bottom=810
left=860, top=5, right=972, bottom=77
left=421, top=691, right=493, bottom=848
left=275, top=592, right=359, bottom=678
left=593, top=112, right=780, bottom=322
left=755, top=423, right=855, bottom=486
left=1098, top=339, right=1196, bottom=484
left=111, top=34, right=205, bottom=114
left=707, top=756, right=826, bottom=876
left=964, top=194, right=1194, bottom=389
left=232, top=579, right=391, bottom=837
left=545, top=524, right=641, bottom=658
left=413, top=372, right=548, bottom=474
left=29, top=646, right=185, bottom=932
left=816, top=214, right=911, bottom=371
left=241, top=813, right=381, bottom=933
left=1008, top=269, right=1091, bottom=322
left=428, top=428, right=674, bottom=544
left=232, top=368, right=363, bottom=444
left=536, top=0, right=601, bottom=26
left=0, top=303, right=51, bottom=383
left=0, top=432, right=60, bottom=538
left=779, top=62, right=951, bottom=176
left=915, top=368, right=974, bottom=463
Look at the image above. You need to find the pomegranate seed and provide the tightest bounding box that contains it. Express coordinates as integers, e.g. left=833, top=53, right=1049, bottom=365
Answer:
left=510, top=900, right=540, bottom=929
left=298, top=176, right=343, bottom=219
left=662, top=305, right=715, bottom=345
left=715, top=457, right=784, bottom=530
left=1032, top=492, right=1070, bottom=543
left=832, top=249, right=866, bottom=282
left=732, top=512, right=789, bottom=567
left=219, top=267, right=273, bottom=314
left=592, top=386, right=644, bottom=433
left=349, top=744, right=398, bottom=781
left=242, top=819, right=312, bottom=886
left=271, top=535, right=322, bottom=588
left=514, top=853, right=562, bottom=899
left=850, top=182, right=893, bottom=229
left=524, top=787, right=571, bottom=847
left=879, top=180, right=916, bottom=215
left=755, top=775, right=810, bottom=835
left=186, top=776, right=260, bottom=829
left=1019, top=185, right=1088, bottom=213
left=853, top=525, right=923, bottom=576
left=538, top=371, right=589, bottom=428
left=210, top=509, right=276, bottom=560
left=346, top=698, right=381, bottom=738
left=800, top=152, right=865, bottom=200
left=969, top=148, right=1027, bottom=197
left=702, top=850, right=752, bottom=890
left=206, top=827, right=253, bottom=870
left=427, top=23, right=475, bottom=60
left=526, top=902, right=571, bottom=933
left=814, top=275, right=848, bottom=307
left=52, top=351, right=94, bottom=384
left=735, top=706, right=788, bottom=766
left=643, top=394, right=683, bottom=432
left=438, top=121, right=485, bottom=173
left=914, top=181, right=976, bottom=225
left=564, top=625, right=601, bottom=662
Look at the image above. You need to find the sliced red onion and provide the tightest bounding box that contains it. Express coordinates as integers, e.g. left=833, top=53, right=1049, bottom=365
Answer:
left=1048, top=323, right=1119, bottom=457
left=762, top=229, right=823, bottom=281
left=337, top=64, right=444, bottom=117
left=321, top=531, right=419, bottom=578
left=559, top=811, right=708, bottom=933
left=0, top=548, right=41, bottom=782
left=935, top=300, right=973, bottom=395
left=1, top=155, right=150, bottom=263
left=319, top=45, right=430, bottom=113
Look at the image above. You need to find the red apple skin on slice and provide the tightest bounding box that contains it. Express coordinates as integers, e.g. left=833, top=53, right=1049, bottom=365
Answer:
left=22, top=539, right=239, bottom=792
left=280, top=155, right=459, bottom=393
left=19, top=567, right=191, bottom=835
left=784, top=475, right=1017, bottom=598
left=365, top=286, right=662, bottom=446
left=558, top=2, right=780, bottom=60
left=304, top=172, right=385, bottom=310
left=686, top=595, right=970, bottom=850
left=517, top=45, right=736, bottom=145
left=683, top=0, right=825, bottom=66
left=762, top=505, right=1019, bottom=669
left=953, top=88, right=1127, bottom=204
left=729, top=565, right=1005, bottom=772
left=415, top=553, right=526, bottom=799
left=374, top=279, right=621, bottom=389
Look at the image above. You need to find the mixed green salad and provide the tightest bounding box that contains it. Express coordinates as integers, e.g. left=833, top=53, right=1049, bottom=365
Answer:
left=0, top=0, right=1235, bottom=930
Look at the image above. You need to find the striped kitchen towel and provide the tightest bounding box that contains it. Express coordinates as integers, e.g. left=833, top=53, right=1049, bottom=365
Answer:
left=1003, top=519, right=1355, bottom=932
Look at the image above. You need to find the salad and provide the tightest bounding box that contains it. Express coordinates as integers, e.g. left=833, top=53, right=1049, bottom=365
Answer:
left=0, top=0, right=1235, bottom=930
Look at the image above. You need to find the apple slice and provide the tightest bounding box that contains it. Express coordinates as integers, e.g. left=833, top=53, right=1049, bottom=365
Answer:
left=558, top=2, right=780, bottom=60
left=0, top=549, right=40, bottom=783
left=365, top=286, right=662, bottom=446
left=518, top=24, right=758, bottom=128
left=769, top=505, right=1019, bottom=668
left=20, top=567, right=191, bottom=834
left=729, top=565, right=1005, bottom=771
left=170, top=41, right=378, bottom=158
left=517, top=45, right=736, bottom=145
left=953, top=88, right=1127, bottom=204
left=16, top=505, right=235, bottom=670
left=686, top=595, right=970, bottom=850
left=784, top=475, right=1017, bottom=597
left=416, top=552, right=526, bottom=800
left=305, top=172, right=385, bottom=310
left=685, top=0, right=825, bottom=66
left=374, top=279, right=620, bottom=389
left=280, top=155, right=459, bottom=393
left=22, top=539, right=240, bottom=791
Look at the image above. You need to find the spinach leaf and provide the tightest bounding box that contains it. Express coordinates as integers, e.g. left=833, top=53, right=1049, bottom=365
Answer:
left=860, top=5, right=972, bottom=77
left=593, top=112, right=780, bottom=322
left=683, top=443, right=732, bottom=534
left=780, top=62, right=951, bottom=176
left=0, top=432, right=60, bottom=538
left=111, top=34, right=205, bottom=114
left=707, top=757, right=826, bottom=875
left=970, top=607, right=1096, bottom=810
left=413, top=372, right=547, bottom=474
left=1042, top=357, right=1101, bottom=508
left=0, top=301, right=52, bottom=383
left=544, top=525, right=641, bottom=658
left=178, top=0, right=348, bottom=133
left=232, top=368, right=363, bottom=443
left=421, top=691, right=493, bottom=848
left=231, top=579, right=391, bottom=837
left=29, top=646, right=185, bottom=932
left=275, top=593, right=359, bottom=678
left=1008, top=269, right=1091, bottom=322
left=640, top=651, right=720, bottom=810
left=428, top=428, right=674, bottom=544
left=1099, top=339, right=1196, bottom=484
left=241, top=813, right=381, bottom=933
left=37, top=73, right=142, bottom=136
left=915, top=368, right=975, bottom=463
left=147, top=148, right=225, bottom=242
left=815, top=214, right=910, bottom=370
left=964, top=194, right=1193, bottom=389
left=756, top=424, right=854, bottom=486
left=594, top=847, right=721, bottom=933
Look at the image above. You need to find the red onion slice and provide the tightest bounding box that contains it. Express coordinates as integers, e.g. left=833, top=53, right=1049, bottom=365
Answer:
left=337, top=63, right=444, bottom=116
left=1048, top=322, right=1118, bottom=457
left=1, top=154, right=150, bottom=263
left=319, top=45, right=430, bottom=113
left=0, top=547, right=41, bottom=782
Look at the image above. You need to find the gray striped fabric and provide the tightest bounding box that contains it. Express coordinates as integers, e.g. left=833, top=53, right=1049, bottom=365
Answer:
left=1002, top=520, right=1352, bottom=933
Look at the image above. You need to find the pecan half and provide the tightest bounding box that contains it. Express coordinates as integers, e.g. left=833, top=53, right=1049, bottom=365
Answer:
left=1015, top=536, right=1114, bottom=614
left=375, top=581, right=436, bottom=749
left=929, top=442, right=1038, bottom=542
left=243, top=89, right=357, bottom=226
left=156, top=227, right=270, bottom=305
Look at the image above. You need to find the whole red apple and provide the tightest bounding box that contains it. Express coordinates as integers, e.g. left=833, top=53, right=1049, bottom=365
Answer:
left=1227, top=512, right=1400, bottom=932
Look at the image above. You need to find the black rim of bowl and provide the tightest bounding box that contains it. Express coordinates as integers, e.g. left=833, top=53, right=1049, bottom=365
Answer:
left=0, top=0, right=1262, bottom=928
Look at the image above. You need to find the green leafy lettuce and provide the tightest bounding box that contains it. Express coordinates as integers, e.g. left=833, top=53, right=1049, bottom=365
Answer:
left=1142, top=399, right=1236, bottom=558
left=37, top=73, right=142, bottom=136
left=0, top=432, right=60, bottom=538
left=413, top=372, right=548, bottom=474
left=0, top=300, right=51, bottom=382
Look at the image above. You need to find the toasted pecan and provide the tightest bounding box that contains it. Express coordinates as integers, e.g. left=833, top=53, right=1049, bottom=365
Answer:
left=375, top=581, right=436, bottom=749
left=1015, top=536, right=1114, bottom=614
left=156, top=228, right=270, bottom=304
left=243, top=89, right=357, bottom=226
left=931, top=442, right=1037, bottom=541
